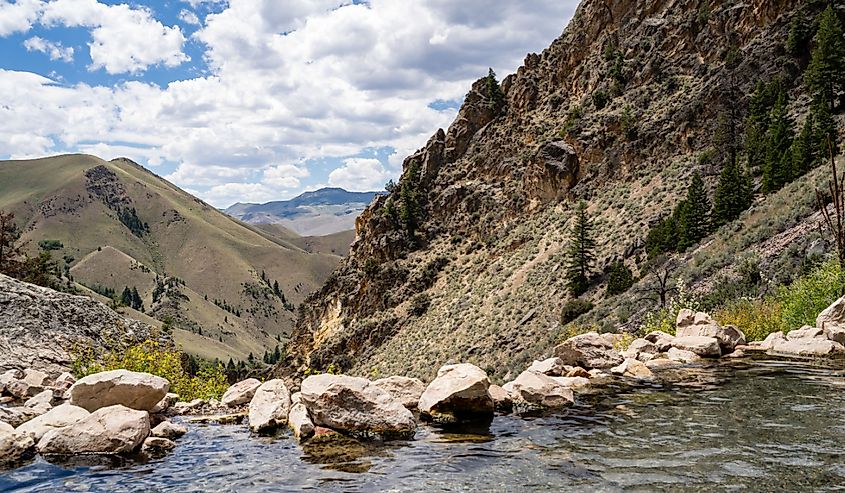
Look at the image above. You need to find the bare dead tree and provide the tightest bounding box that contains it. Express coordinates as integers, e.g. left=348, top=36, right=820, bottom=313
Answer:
left=816, top=137, right=845, bottom=268
left=637, top=256, right=677, bottom=308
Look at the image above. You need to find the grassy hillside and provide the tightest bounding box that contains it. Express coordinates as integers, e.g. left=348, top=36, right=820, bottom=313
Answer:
left=0, top=154, right=342, bottom=361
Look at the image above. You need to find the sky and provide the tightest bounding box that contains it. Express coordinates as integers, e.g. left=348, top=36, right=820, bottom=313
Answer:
left=0, top=0, right=578, bottom=208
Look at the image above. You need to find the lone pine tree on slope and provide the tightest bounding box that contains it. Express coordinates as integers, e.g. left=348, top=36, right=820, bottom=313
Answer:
left=566, top=200, right=596, bottom=297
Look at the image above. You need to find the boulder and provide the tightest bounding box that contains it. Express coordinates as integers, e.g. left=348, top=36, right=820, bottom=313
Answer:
left=487, top=384, right=512, bottom=411
left=550, top=376, right=591, bottom=388
left=0, top=421, right=12, bottom=433
left=553, top=332, right=623, bottom=369
left=816, top=296, right=845, bottom=331
left=666, top=347, right=701, bottom=364
left=610, top=358, right=654, bottom=380
left=173, top=398, right=207, bottom=414
left=676, top=321, right=745, bottom=353
left=770, top=338, right=845, bottom=357
left=786, top=326, right=826, bottom=340
left=621, top=339, right=658, bottom=362
left=418, top=363, right=494, bottom=423
left=288, top=403, right=314, bottom=441
left=53, top=372, right=76, bottom=391
left=16, top=404, right=89, bottom=441
left=70, top=370, right=169, bottom=412
left=142, top=436, right=176, bottom=454
left=248, top=379, right=291, bottom=433
left=0, top=426, right=34, bottom=466
left=527, top=357, right=567, bottom=376
left=151, top=420, right=187, bottom=440
left=221, top=378, right=262, bottom=407
left=644, top=331, right=675, bottom=352
left=645, top=358, right=683, bottom=370
left=291, top=392, right=303, bottom=406
left=300, top=374, right=415, bottom=439
left=758, top=331, right=786, bottom=350
left=565, top=367, right=591, bottom=378
left=151, top=393, right=180, bottom=413
left=824, top=326, right=845, bottom=345
left=502, top=371, right=574, bottom=409
left=0, top=406, right=39, bottom=427
left=37, top=405, right=150, bottom=454
left=671, top=336, right=721, bottom=357
left=372, top=376, right=426, bottom=409
left=25, top=389, right=56, bottom=410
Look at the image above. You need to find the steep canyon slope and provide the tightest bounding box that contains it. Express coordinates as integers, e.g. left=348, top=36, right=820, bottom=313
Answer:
left=284, top=0, right=841, bottom=381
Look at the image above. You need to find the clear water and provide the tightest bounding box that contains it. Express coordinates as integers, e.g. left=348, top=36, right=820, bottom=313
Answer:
left=2, top=359, right=845, bottom=492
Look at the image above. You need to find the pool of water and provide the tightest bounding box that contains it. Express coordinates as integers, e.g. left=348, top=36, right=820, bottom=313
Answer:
left=2, top=359, right=845, bottom=492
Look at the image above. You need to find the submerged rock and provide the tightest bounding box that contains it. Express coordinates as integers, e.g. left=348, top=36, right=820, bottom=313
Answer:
left=553, top=332, right=623, bottom=369
left=502, top=371, right=574, bottom=409
left=248, top=379, right=291, bottom=433
left=142, top=436, right=176, bottom=454
left=221, top=379, right=262, bottom=407
left=69, top=370, right=169, bottom=412
left=666, top=347, right=701, bottom=364
left=769, top=338, right=845, bottom=357
left=372, top=376, right=426, bottom=409
left=300, top=374, right=415, bottom=439
left=16, top=404, right=89, bottom=441
left=37, top=404, right=150, bottom=455
left=418, top=363, right=494, bottom=424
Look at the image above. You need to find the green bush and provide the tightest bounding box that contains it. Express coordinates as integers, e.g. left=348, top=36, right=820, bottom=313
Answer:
left=778, top=260, right=845, bottom=330
left=714, top=298, right=784, bottom=341
left=561, top=298, right=594, bottom=324
left=73, top=340, right=229, bottom=401
left=606, top=261, right=635, bottom=296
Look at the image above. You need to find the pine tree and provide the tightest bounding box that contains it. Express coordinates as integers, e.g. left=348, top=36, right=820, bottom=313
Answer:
left=806, top=5, right=845, bottom=110
left=787, top=11, right=812, bottom=58
left=713, top=160, right=753, bottom=227
left=120, top=286, right=132, bottom=307
left=484, top=68, right=506, bottom=115
left=273, top=280, right=281, bottom=298
left=273, top=345, right=281, bottom=363
left=762, top=89, right=794, bottom=193
left=679, top=173, right=711, bottom=248
left=565, top=201, right=596, bottom=296
left=791, top=115, right=814, bottom=178
left=0, top=211, right=25, bottom=277
left=399, top=161, right=422, bottom=238
left=131, top=287, right=142, bottom=310
left=811, top=94, right=838, bottom=160
left=745, top=80, right=780, bottom=173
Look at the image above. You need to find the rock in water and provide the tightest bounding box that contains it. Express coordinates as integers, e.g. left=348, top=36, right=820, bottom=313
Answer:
left=610, top=358, right=655, bottom=380
left=15, top=404, right=90, bottom=441
left=372, top=376, right=426, bottom=409
left=553, top=333, right=623, bottom=369
left=418, top=363, right=494, bottom=423
left=487, top=384, right=512, bottom=412
left=37, top=405, right=150, bottom=454
left=675, top=310, right=745, bottom=354
left=248, top=379, right=292, bottom=433
left=151, top=421, right=188, bottom=440
left=69, top=370, right=169, bottom=412
left=0, top=273, right=155, bottom=375
left=288, top=403, right=315, bottom=441
left=0, top=426, right=34, bottom=466
left=142, top=436, right=176, bottom=454
left=502, top=371, right=575, bottom=409
left=527, top=357, right=568, bottom=376
left=300, top=374, right=415, bottom=439
left=770, top=338, right=845, bottom=357
left=671, top=336, right=722, bottom=357
left=221, top=379, right=262, bottom=407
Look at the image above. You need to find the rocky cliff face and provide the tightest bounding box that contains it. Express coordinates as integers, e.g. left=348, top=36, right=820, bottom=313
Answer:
left=283, top=0, right=833, bottom=381
left=0, top=274, right=157, bottom=375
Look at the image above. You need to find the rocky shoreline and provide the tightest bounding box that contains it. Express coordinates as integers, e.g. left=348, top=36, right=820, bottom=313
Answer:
left=2, top=298, right=844, bottom=469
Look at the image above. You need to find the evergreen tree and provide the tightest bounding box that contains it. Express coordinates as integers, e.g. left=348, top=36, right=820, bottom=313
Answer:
left=399, top=161, right=422, bottom=238
left=713, top=159, right=753, bottom=226
left=273, top=345, right=281, bottom=363
left=273, top=280, right=281, bottom=298
left=786, top=11, right=812, bottom=58
left=565, top=201, right=596, bottom=296
left=120, top=286, right=132, bottom=306
left=806, top=5, right=845, bottom=110
left=0, top=210, right=25, bottom=277
left=791, top=115, right=815, bottom=178
left=484, top=68, right=506, bottom=115
left=762, top=89, right=794, bottom=193
left=606, top=261, right=634, bottom=296
left=745, top=80, right=781, bottom=173
left=679, top=173, right=711, bottom=248
left=131, top=287, right=142, bottom=310
left=811, top=94, right=838, bottom=159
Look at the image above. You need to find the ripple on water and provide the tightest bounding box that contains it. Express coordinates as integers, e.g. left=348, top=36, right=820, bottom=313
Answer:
left=2, top=359, right=845, bottom=492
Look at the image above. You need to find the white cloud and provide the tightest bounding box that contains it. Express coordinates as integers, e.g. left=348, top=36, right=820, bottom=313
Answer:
left=200, top=182, right=277, bottom=207
left=263, top=163, right=309, bottom=189
left=23, top=35, right=73, bottom=61
left=0, top=0, right=579, bottom=203
left=328, top=158, right=391, bottom=192
left=0, top=0, right=41, bottom=36
left=178, top=9, right=200, bottom=26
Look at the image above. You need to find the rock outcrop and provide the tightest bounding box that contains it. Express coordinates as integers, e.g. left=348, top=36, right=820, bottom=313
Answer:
left=0, top=274, right=156, bottom=374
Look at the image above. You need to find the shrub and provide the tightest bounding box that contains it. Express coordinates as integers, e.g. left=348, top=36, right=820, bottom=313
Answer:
left=714, top=298, right=784, bottom=341
left=778, top=259, right=845, bottom=330
left=592, top=90, right=609, bottom=110
left=560, top=298, right=594, bottom=324
left=73, top=340, right=228, bottom=401
left=409, top=292, right=431, bottom=316
left=558, top=322, right=599, bottom=343
left=38, top=239, right=63, bottom=251
left=606, top=261, right=635, bottom=296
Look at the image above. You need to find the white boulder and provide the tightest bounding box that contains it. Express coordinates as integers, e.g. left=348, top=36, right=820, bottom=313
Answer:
left=248, top=379, right=291, bottom=433
left=372, top=376, right=426, bottom=409
left=37, top=404, right=150, bottom=455
left=16, top=404, right=89, bottom=441
left=418, top=363, right=494, bottom=423
left=221, top=378, right=262, bottom=407
left=69, top=370, right=169, bottom=412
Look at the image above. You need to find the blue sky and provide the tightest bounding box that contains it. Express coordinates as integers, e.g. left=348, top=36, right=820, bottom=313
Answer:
left=0, top=0, right=577, bottom=207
